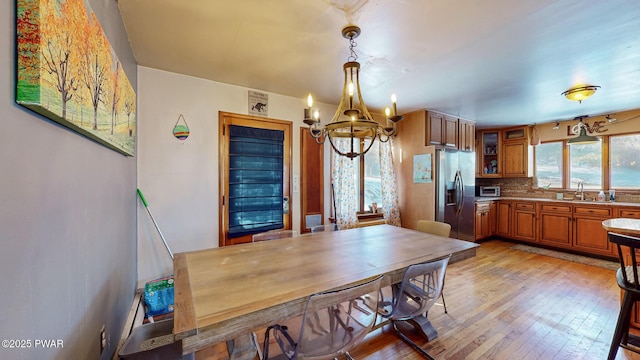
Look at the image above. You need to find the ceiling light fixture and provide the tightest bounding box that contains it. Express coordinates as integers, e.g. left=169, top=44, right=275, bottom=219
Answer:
left=303, top=25, right=403, bottom=159
left=567, top=116, right=599, bottom=145
left=606, top=114, right=616, bottom=122
left=561, top=84, right=601, bottom=103
left=552, top=122, right=560, bottom=130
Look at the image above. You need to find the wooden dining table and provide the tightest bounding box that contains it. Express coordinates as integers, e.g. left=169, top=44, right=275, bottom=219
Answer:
left=173, top=224, right=479, bottom=357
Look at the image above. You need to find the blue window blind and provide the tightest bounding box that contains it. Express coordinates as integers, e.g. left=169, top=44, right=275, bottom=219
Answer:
left=228, top=125, right=284, bottom=238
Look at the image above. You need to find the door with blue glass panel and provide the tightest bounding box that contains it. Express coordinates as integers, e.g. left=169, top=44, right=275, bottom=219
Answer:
left=219, top=113, right=292, bottom=246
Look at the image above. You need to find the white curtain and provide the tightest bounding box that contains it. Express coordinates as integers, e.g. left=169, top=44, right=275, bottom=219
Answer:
left=379, top=138, right=402, bottom=226
left=331, top=138, right=359, bottom=229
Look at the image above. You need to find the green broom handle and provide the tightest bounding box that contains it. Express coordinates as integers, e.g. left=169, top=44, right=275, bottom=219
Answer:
left=137, top=188, right=149, bottom=207
left=137, top=188, right=174, bottom=260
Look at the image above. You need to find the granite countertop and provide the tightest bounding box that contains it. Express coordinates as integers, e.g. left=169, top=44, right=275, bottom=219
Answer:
left=475, top=196, right=640, bottom=207
left=602, top=218, right=640, bottom=235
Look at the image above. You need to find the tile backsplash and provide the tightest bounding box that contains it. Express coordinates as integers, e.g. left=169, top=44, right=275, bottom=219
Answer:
left=476, top=177, right=640, bottom=203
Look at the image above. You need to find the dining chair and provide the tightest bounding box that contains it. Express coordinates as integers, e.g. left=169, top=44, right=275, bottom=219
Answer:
left=378, top=255, right=451, bottom=360
left=261, top=275, right=383, bottom=360
left=416, top=220, right=451, bottom=313
left=310, top=224, right=339, bottom=233
left=252, top=229, right=298, bottom=242
left=607, top=232, right=640, bottom=360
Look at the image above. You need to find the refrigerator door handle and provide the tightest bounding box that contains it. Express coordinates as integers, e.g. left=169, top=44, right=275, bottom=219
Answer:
left=454, top=170, right=462, bottom=216
left=458, top=170, right=465, bottom=215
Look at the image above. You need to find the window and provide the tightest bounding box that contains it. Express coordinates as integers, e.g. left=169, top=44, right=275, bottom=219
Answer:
left=535, top=142, right=563, bottom=188
left=363, top=140, right=381, bottom=211
left=610, top=133, right=640, bottom=189
left=533, top=131, right=640, bottom=192
left=569, top=140, right=602, bottom=190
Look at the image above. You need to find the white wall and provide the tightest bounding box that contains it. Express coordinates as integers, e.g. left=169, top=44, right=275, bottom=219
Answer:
left=137, top=67, right=334, bottom=285
left=0, top=1, right=137, bottom=359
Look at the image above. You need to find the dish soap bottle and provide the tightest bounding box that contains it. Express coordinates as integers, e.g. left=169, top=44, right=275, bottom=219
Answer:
left=597, top=190, right=605, bottom=202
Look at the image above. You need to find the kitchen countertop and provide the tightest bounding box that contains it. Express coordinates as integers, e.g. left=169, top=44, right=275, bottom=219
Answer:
left=475, top=196, right=640, bottom=207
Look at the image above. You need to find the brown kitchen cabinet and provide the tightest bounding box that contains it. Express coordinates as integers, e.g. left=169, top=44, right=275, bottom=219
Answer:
left=476, top=126, right=533, bottom=178
left=443, top=115, right=459, bottom=149
left=538, top=203, right=572, bottom=249
left=496, top=200, right=512, bottom=238
left=459, top=119, right=475, bottom=152
left=425, top=112, right=459, bottom=149
left=618, top=208, right=640, bottom=219
left=572, top=205, right=613, bottom=257
left=513, top=201, right=537, bottom=242
left=478, top=130, right=501, bottom=177
left=490, top=201, right=497, bottom=235
left=426, top=112, right=445, bottom=147
left=425, top=111, right=473, bottom=150
left=475, top=202, right=492, bottom=241
left=502, top=126, right=533, bottom=178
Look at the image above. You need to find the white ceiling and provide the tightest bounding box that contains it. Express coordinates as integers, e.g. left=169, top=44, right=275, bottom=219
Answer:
left=117, top=0, right=640, bottom=128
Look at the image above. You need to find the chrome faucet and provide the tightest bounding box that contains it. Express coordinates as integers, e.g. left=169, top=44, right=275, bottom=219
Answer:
left=575, top=180, right=584, bottom=201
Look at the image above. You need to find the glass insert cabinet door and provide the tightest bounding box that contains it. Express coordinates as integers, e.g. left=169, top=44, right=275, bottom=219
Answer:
left=481, top=131, right=499, bottom=175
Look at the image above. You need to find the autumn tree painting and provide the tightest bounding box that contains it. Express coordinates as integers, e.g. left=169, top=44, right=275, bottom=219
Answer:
left=16, top=0, right=136, bottom=156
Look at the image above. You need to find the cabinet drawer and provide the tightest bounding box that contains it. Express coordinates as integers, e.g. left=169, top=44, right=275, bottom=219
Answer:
left=540, top=203, right=571, bottom=213
left=619, top=209, right=640, bottom=218
left=515, top=202, right=536, bottom=211
left=574, top=206, right=612, bottom=217
left=476, top=202, right=491, bottom=211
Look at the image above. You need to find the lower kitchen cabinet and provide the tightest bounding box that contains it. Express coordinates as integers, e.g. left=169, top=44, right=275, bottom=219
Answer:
left=538, top=203, right=572, bottom=249
left=572, top=205, right=613, bottom=257
left=513, top=201, right=536, bottom=242
left=475, top=202, right=492, bottom=241
left=487, top=199, right=638, bottom=259
left=490, top=201, right=497, bottom=235
left=496, top=200, right=512, bottom=238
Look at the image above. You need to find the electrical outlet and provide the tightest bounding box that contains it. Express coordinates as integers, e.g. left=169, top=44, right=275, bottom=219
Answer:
left=99, top=325, right=106, bottom=353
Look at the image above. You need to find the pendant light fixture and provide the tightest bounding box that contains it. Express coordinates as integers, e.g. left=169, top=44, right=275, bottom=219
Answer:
left=303, top=25, right=403, bottom=159
left=567, top=116, right=599, bottom=145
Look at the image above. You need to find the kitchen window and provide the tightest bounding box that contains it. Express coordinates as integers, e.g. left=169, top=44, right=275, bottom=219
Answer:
left=534, top=135, right=640, bottom=191
left=535, top=141, right=563, bottom=188
left=568, top=139, right=602, bottom=190
left=610, top=133, right=640, bottom=189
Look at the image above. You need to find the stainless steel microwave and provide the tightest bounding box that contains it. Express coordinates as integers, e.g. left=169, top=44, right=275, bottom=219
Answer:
left=479, top=186, right=500, bottom=197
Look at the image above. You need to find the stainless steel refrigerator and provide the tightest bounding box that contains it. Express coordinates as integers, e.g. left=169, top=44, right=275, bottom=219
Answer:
left=435, top=148, right=476, bottom=241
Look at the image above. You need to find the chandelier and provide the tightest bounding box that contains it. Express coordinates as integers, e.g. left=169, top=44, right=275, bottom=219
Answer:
left=303, top=25, right=403, bottom=159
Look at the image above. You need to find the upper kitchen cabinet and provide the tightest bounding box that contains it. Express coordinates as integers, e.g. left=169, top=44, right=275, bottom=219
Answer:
left=459, top=119, right=475, bottom=152
left=502, top=126, right=533, bottom=178
left=476, top=126, right=533, bottom=178
left=478, top=130, right=501, bottom=177
left=425, top=112, right=446, bottom=147
left=424, top=111, right=474, bottom=151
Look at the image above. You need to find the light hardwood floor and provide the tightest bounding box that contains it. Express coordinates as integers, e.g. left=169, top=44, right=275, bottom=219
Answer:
left=195, top=239, right=640, bottom=360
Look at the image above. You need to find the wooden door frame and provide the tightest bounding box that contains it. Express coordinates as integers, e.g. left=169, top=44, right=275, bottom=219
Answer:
left=218, top=112, right=293, bottom=247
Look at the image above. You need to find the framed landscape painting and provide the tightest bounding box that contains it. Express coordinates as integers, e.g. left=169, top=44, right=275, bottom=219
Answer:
left=16, top=0, right=136, bottom=156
